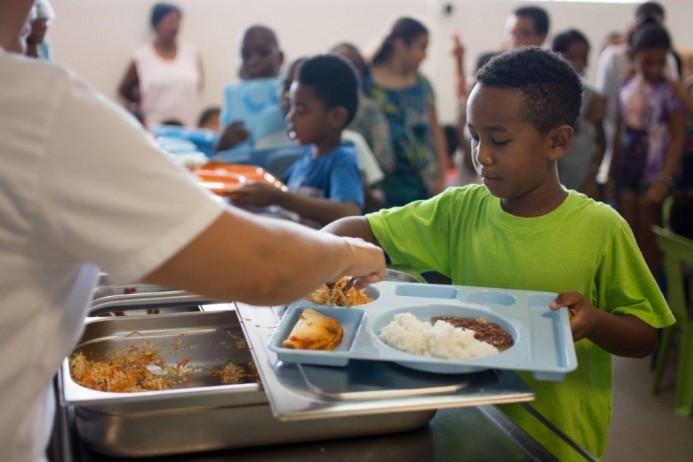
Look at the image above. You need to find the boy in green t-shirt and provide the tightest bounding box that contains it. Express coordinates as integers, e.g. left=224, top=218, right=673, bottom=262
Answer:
left=323, top=47, right=674, bottom=461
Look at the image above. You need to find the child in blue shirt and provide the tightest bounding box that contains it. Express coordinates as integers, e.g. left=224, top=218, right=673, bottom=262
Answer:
left=216, top=24, right=286, bottom=153
left=232, top=55, right=364, bottom=227
left=323, top=48, right=674, bottom=460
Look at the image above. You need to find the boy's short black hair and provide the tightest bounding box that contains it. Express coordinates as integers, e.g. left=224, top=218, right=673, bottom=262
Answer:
left=552, top=29, right=590, bottom=55
left=514, top=6, right=550, bottom=36
left=297, top=55, right=359, bottom=127
left=240, top=24, right=279, bottom=47
left=635, top=2, right=665, bottom=22
left=629, top=23, right=671, bottom=55
left=475, top=51, right=499, bottom=72
left=552, top=29, right=591, bottom=68
left=476, top=47, right=582, bottom=133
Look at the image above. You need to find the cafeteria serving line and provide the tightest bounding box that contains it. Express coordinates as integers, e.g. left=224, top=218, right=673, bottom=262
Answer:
left=6, top=1, right=692, bottom=461
left=49, top=273, right=588, bottom=462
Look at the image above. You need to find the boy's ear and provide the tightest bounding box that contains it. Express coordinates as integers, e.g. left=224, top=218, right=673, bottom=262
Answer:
left=278, top=50, right=285, bottom=67
left=328, top=106, right=348, bottom=129
left=546, top=124, right=574, bottom=161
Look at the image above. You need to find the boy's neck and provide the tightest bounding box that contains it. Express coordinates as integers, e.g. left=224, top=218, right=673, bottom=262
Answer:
left=501, top=182, right=569, bottom=218
left=311, top=132, right=342, bottom=157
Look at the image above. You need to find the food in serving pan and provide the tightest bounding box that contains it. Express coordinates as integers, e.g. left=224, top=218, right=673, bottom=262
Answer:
left=378, top=313, right=511, bottom=360
left=69, top=342, right=198, bottom=392
left=282, top=308, right=343, bottom=351
left=70, top=336, right=261, bottom=392
left=306, top=276, right=373, bottom=307
left=211, top=359, right=259, bottom=385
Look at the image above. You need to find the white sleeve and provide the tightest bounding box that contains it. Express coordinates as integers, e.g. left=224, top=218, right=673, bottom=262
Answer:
left=36, top=74, right=224, bottom=283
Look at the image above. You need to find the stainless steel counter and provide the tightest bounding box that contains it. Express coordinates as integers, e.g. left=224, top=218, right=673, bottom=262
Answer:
left=51, top=401, right=557, bottom=461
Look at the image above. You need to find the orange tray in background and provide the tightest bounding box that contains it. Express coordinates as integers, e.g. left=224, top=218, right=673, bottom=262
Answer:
left=193, top=164, right=287, bottom=196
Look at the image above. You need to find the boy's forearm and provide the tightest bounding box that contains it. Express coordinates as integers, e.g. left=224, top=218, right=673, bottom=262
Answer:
left=276, top=192, right=360, bottom=225
left=587, top=311, right=658, bottom=357
left=322, top=216, right=379, bottom=246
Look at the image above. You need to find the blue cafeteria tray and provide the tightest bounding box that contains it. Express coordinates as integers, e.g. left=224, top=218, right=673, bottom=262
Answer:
left=268, top=281, right=577, bottom=381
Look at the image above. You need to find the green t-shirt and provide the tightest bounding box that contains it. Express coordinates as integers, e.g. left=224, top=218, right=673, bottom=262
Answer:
left=367, top=185, right=674, bottom=461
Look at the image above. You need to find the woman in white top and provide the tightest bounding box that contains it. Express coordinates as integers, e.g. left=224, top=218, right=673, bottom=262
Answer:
left=118, top=2, right=203, bottom=127
left=0, top=2, right=385, bottom=460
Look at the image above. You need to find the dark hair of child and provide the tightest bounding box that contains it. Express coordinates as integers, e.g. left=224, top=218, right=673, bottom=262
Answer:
left=513, top=5, right=550, bottom=36
left=629, top=23, right=671, bottom=56
left=330, top=42, right=369, bottom=83
left=197, top=106, right=221, bottom=128
left=371, top=17, right=428, bottom=66
left=150, top=2, right=181, bottom=29
left=670, top=190, right=693, bottom=240
left=297, top=55, right=359, bottom=127
left=281, top=57, right=307, bottom=94
left=476, top=47, right=582, bottom=134
left=241, top=24, right=279, bottom=47
left=635, top=1, right=665, bottom=21
left=475, top=52, right=499, bottom=73
left=552, top=29, right=590, bottom=55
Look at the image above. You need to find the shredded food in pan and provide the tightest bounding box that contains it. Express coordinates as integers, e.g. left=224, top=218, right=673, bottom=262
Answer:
left=306, top=276, right=373, bottom=307
left=211, top=359, right=260, bottom=385
left=70, top=342, right=197, bottom=393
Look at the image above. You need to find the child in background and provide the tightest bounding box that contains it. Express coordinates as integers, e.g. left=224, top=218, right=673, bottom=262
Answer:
left=232, top=55, right=364, bottom=227
left=324, top=48, right=673, bottom=461
left=610, top=23, right=686, bottom=279
left=553, top=29, right=606, bottom=198
left=279, top=56, right=386, bottom=213
left=330, top=43, right=395, bottom=179
left=366, top=16, right=448, bottom=207
left=216, top=24, right=286, bottom=152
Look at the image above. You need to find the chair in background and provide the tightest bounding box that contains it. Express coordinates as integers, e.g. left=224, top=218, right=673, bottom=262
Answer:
left=651, top=225, right=693, bottom=417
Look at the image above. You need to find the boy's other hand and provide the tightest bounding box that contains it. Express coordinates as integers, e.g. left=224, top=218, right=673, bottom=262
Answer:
left=230, top=182, right=282, bottom=207
left=550, top=291, right=605, bottom=341
left=216, top=120, right=250, bottom=151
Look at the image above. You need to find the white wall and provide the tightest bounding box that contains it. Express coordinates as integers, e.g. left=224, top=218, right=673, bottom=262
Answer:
left=48, top=0, right=693, bottom=124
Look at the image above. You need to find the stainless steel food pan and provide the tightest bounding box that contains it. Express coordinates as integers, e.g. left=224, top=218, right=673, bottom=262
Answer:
left=88, top=291, right=205, bottom=317
left=61, top=298, right=434, bottom=457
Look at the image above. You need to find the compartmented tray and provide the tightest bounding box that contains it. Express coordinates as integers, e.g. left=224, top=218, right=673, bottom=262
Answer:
left=268, top=281, right=577, bottom=381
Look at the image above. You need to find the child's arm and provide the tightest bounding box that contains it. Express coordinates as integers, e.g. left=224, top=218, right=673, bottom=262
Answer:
left=214, top=120, right=250, bottom=152
left=231, top=183, right=360, bottom=226
left=643, top=108, right=685, bottom=204
left=451, top=34, right=467, bottom=103
left=118, top=60, right=140, bottom=113
left=550, top=292, right=658, bottom=357
left=322, top=216, right=380, bottom=247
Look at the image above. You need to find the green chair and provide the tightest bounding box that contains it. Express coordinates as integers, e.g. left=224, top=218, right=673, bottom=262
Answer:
left=651, top=225, right=693, bottom=417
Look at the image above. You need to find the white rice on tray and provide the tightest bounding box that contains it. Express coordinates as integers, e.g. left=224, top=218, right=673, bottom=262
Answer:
left=377, top=312, right=499, bottom=359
